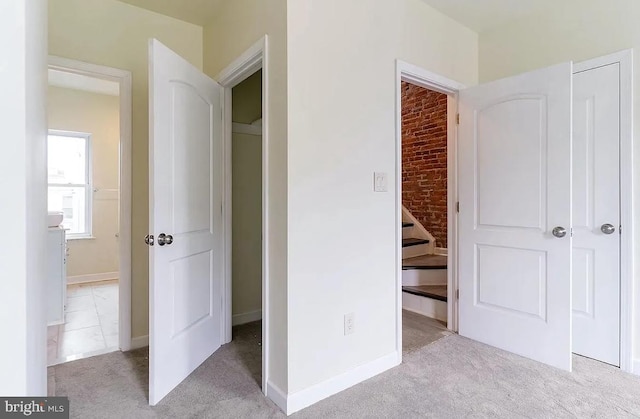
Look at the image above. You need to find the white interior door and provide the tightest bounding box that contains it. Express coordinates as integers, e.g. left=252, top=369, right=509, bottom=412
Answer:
left=572, top=63, right=620, bottom=366
left=149, top=39, right=224, bottom=405
left=458, top=63, right=573, bottom=370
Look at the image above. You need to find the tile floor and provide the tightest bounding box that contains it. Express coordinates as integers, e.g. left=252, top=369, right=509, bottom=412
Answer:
left=47, top=280, right=119, bottom=366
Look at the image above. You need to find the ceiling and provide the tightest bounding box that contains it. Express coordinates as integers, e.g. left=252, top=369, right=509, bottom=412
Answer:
left=48, top=70, right=120, bottom=96
left=118, top=0, right=226, bottom=26
left=420, top=0, right=556, bottom=33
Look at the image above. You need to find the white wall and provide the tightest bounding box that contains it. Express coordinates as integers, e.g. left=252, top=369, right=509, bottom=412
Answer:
left=0, top=0, right=48, bottom=395
left=478, top=0, right=640, bottom=372
left=48, top=86, right=120, bottom=279
left=232, top=132, right=262, bottom=319
left=286, top=0, right=477, bottom=406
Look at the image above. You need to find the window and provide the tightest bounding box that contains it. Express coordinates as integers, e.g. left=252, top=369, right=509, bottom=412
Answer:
left=47, top=131, right=92, bottom=238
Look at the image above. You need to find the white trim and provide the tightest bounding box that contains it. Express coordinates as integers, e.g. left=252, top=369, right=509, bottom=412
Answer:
left=232, top=310, right=262, bottom=326
left=266, top=381, right=288, bottom=413
left=130, top=335, right=149, bottom=350
left=286, top=352, right=399, bottom=415
left=232, top=122, right=262, bottom=136
left=395, top=60, right=465, bottom=359
left=48, top=56, right=133, bottom=352
left=216, top=36, right=270, bottom=395
left=633, top=359, right=640, bottom=375
left=67, top=272, right=119, bottom=285
left=574, top=49, right=634, bottom=374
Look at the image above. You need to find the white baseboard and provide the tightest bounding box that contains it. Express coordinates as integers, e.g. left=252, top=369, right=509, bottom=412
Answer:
left=130, top=335, right=149, bottom=350
left=402, top=269, right=447, bottom=286
left=402, top=292, right=447, bottom=322
left=67, top=271, right=119, bottom=284
left=434, top=247, right=448, bottom=256
left=632, top=359, right=640, bottom=376
left=232, top=309, right=262, bottom=326
left=285, top=351, right=399, bottom=415
left=266, top=381, right=288, bottom=413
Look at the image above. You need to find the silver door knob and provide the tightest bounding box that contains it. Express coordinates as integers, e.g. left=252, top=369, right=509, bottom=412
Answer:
left=552, top=226, right=567, bottom=238
left=601, top=224, right=616, bottom=235
left=157, top=233, right=174, bottom=246
left=145, top=234, right=154, bottom=246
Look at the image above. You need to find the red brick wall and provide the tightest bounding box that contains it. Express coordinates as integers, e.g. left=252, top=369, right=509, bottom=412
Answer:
left=401, top=82, right=448, bottom=248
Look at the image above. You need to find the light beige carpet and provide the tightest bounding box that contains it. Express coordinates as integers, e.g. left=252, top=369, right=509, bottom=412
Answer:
left=51, top=315, right=640, bottom=418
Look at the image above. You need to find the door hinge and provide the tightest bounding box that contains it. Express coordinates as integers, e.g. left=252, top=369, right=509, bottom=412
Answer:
left=456, top=113, right=460, bottom=125
left=456, top=289, right=460, bottom=300
left=456, top=202, right=460, bottom=213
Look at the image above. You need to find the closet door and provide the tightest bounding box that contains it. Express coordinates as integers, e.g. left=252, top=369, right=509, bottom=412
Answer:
left=458, top=62, right=573, bottom=371
left=572, top=62, right=620, bottom=366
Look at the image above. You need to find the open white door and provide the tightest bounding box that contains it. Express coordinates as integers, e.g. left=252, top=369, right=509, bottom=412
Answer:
left=458, top=63, right=573, bottom=371
left=148, top=39, right=224, bottom=405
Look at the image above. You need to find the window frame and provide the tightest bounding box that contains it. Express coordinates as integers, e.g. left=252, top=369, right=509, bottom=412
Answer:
left=47, top=129, right=93, bottom=239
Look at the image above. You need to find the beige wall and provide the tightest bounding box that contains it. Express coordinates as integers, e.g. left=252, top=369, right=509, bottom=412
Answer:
left=286, top=0, right=477, bottom=395
left=232, top=132, right=262, bottom=317
left=48, top=86, right=120, bottom=278
left=203, top=0, right=289, bottom=391
left=233, top=70, right=262, bottom=124
left=478, top=0, right=640, bottom=371
left=49, top=0, right=203, bottom=339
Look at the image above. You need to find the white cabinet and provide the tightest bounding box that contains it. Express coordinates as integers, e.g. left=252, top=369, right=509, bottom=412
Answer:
left=47, top=228, right=67, bottom=325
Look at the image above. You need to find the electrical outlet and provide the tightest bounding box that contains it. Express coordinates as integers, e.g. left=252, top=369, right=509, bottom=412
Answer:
left=344, top=312, right=355, bottom=335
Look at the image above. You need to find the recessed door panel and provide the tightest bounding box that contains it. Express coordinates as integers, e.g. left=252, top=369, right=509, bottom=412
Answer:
left=477, top=97, right=545, bottom=231
left=476, top=245, right=546, bottom=320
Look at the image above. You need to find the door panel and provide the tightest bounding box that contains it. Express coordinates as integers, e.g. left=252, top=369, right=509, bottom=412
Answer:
left=149, top=39, right=224, bottom=405
left=572, top=63, right=620, bottom=366
left=458, top=63, right=573, bottom=371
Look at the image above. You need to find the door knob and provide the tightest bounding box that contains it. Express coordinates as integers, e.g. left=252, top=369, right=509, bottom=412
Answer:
left=601, top=224, right=616, bottom=235
left=552, top=226, right=567, bottom=238
left=145, top=234, right=154, bottom=246
left=157, top=233, right=174, bottom=246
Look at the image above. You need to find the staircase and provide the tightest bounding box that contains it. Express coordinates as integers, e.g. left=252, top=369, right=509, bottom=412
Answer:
left=402, top=207, right=448, bottom=322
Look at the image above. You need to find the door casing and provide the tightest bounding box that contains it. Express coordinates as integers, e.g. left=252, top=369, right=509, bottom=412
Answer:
left=394, top=50, right=635, bottom=374
left=395, top=60, right=465, bottom=361
left=47, top=55, right=133, bottom=353
left=216, top=36, right=270, bottom=394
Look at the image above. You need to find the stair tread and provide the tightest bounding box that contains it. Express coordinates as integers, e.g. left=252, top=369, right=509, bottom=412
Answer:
left=402, top=222, right=414, bottom=228
left=402, top=238, right=430, bottom=247
left=402, top=254, right=447, bottom=270
left=402, top=285, right=448, bottom=302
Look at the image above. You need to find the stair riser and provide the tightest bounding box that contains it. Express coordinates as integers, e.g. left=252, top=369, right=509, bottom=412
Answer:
left=402, top=243, right=430, bottom=259
left=402, top=269, right=447, bottom=286
left=402, top=292, right=447, bottom=323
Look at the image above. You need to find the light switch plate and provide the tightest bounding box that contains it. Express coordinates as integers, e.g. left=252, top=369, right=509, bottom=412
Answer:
left=374, top=172, right=388, bottom=192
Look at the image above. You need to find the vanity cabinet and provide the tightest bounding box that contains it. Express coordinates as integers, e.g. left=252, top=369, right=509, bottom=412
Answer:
left=47, top=227, right=67, bottom=325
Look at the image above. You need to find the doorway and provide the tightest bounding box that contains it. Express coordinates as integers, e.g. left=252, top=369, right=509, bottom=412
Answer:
left=399, top=80, right=452, bottom=351
left=229, top=68, right=264, bottom=382
left=46, top=57, right=132, bottom=367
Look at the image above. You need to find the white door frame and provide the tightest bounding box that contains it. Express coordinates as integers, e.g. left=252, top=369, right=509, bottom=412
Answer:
left=47, top=56, right=133, bottom=351
left=573, top=49, right=634, bottom=373
left=395, top=60, right=465, bottom=359
left=216, top=36, right=269, bottom=393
